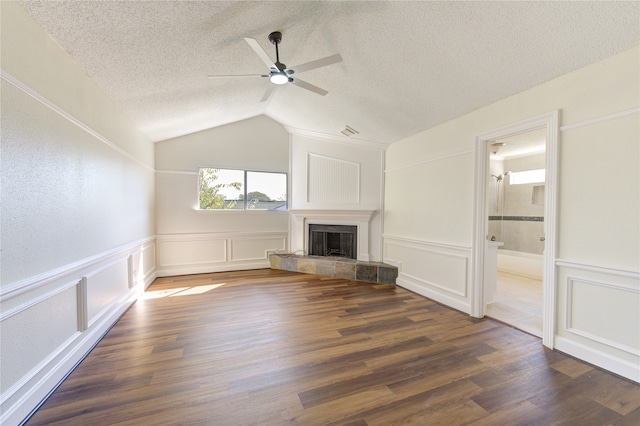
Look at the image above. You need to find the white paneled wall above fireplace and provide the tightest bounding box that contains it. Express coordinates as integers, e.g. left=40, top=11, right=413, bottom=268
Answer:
left=289, top=131, right=385, bottom=261
left=307, top=153, right=360, bottom=204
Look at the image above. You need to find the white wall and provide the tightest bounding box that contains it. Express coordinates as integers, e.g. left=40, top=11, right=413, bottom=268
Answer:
left=384, top=46, right=640, bottom=381
left=1, top=1, right=157, bottom=423
left=154, top=116, right=290, bottom=276
left=290, top=132, right=386, bottom=261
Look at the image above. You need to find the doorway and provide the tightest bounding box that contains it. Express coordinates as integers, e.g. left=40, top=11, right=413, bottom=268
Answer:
left=484, top=129, right=546, bottom=337
left=471, top=111, right=558, bottom=349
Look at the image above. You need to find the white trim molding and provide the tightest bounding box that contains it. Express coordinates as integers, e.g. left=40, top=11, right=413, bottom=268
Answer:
left=0, top=69, right=154, bottom=172
left=556, top=259, right=640, bottom=279
left=0, top=237, right=156, bottom=303
left=384, top=149, right=474, bottom=174
left=383, top=234, right=471, bottom=252
left=559, top=107, right=640, bottom=132
left=472, top=110, right=559, bottom=350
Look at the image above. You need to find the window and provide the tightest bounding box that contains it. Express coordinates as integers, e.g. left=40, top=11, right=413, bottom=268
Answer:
left=509, top=169, right=545, bottom=185
left=198, top=168, right=287, bottom=210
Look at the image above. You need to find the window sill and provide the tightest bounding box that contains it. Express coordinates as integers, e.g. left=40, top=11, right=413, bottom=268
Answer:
left=194, top=209, right=289, bottom=215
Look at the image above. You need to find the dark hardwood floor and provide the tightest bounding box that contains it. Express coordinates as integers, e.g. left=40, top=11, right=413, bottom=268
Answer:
left=26, top=269, right=640, bottom=425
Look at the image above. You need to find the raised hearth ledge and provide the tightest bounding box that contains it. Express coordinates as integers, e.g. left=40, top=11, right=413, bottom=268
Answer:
left=269, top=253, right=397, bottom=285
left=289, top=209, right=377, bottom=261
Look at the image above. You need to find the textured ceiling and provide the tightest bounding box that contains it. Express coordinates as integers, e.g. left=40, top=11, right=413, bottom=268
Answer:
left=16, top=1, right=640, bottom=145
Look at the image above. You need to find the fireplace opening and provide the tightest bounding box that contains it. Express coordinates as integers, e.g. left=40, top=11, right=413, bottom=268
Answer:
left=308, top=224, right=357, bottom=259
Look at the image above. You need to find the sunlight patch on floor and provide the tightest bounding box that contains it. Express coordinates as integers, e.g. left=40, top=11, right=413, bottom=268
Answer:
left=143, top=283, right=225, bottom=299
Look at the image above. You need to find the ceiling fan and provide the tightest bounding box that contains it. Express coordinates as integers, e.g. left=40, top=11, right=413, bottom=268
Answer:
left=208, top=31, right=342, bottom=102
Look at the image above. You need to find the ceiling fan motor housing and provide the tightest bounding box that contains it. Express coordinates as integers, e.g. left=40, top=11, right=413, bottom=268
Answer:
left=268, top=31, right=282, bottom=45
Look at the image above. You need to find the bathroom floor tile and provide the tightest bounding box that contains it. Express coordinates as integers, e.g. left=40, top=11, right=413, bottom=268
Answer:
left=486, top=271, right=542, bottom=337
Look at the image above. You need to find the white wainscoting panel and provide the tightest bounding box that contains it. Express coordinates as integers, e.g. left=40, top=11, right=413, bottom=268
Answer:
left=555, top=261, right=640, bottom=383
left=231, top=236, right=288, bottom=262
left=383, top=236, right=471, bottom=313
left=156, top=232, right=287, bottom=277
left=84, top=257, right=130, bottom=327
left=0, top=286, right=79, bottom=400
left=157, top=237, right=227, bottom=267
left=566, top=278, right=640, bottom=355
left=307, top=153, right=360, bottom=204
left=0, top=238, right=156, bottom=425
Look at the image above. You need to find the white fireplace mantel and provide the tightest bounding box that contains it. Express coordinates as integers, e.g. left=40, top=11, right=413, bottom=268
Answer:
left=289, top=210, right=377, bottom=261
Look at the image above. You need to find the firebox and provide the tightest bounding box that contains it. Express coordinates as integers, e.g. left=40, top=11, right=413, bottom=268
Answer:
left=308, top=224, right=357, bottom=259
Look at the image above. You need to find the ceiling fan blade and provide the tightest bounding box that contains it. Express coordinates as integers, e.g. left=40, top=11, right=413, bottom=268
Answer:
left=207, top=74, right=268, bottom=78
left=244, top=37, right=278, bottom=70
left=290, top=78, right=328, bottom=96
left=260, top=85, right=275, bottom=103
left=291, top=53, right=342, bottom=74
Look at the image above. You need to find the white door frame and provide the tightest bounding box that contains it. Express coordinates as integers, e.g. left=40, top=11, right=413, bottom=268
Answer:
left=471, top=111, right=559, bottom=349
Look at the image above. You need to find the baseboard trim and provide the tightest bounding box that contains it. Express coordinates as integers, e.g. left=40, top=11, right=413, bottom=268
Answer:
left=396, top=276, right=470, bottom=315
left=155, top=261, right=270, bottom=278
left=555, top=336, right=640, bottom=384
left=2, top=286, right=142, bottom=426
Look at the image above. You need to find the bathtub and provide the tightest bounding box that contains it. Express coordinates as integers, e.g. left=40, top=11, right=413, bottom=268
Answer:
left=497, top=249, right=543, bottom=280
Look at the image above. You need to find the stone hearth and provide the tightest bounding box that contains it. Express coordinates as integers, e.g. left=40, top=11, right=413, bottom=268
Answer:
left=269, top=253, right=397, bottom=285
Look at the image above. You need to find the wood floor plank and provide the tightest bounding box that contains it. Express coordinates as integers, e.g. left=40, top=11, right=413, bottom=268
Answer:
left=25, top=269, right=639, bottom=425
left=465, top=400, right=547, bottom=426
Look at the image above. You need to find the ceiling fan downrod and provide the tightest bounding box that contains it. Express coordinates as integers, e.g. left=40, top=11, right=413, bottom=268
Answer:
left=268, top=31, right=286, bottom=71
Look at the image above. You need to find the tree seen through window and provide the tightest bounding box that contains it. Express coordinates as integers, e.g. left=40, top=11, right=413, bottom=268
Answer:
left=198, top=168, right=287, bottom=210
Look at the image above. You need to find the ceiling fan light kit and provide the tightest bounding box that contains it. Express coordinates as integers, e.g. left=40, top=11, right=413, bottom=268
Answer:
left=209, top=30, right=342, bottom=101
left=270, top=72, right=289, bottom=85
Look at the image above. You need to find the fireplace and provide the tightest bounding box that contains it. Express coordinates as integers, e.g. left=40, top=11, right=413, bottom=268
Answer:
left=290, top=210, right=376, bottom=261
left=308, top=224, right=357, bottom=259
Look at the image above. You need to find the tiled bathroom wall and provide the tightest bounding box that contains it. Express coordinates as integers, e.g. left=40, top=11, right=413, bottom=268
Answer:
left=489, top=153, right=546, bottom=254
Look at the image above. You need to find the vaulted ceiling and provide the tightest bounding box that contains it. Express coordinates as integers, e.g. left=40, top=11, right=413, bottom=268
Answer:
left=16, top=1, right=640, bottom=145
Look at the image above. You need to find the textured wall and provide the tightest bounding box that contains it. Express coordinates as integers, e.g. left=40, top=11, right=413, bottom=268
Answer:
left=1, top=1, right=156, bottom=422
left=1, top=82, right=155, bottom=283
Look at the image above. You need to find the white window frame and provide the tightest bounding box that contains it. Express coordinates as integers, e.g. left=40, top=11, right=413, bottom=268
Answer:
left=509, top=169, right=546, bottom=185
left=197, top=167, right=288, bottom=211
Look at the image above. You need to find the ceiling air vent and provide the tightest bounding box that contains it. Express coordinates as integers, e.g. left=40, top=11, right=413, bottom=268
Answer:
left=340, top=125, right=359, bottom=137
